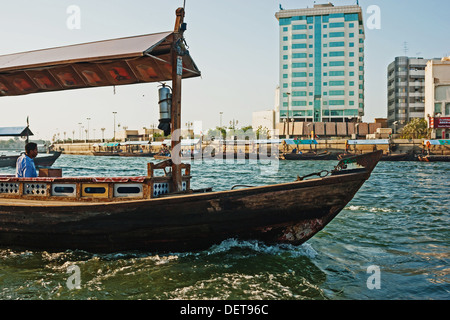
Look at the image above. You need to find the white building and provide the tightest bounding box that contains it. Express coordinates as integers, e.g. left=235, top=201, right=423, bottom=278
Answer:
left=252, top=110, right=276, bottom=137
left=425, top=57, right=450, bottom=139
left=275, top=3, right=365, bottom=123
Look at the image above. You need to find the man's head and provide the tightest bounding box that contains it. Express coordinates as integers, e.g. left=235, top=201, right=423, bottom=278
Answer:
left=25, top=142, right=38, bottom=158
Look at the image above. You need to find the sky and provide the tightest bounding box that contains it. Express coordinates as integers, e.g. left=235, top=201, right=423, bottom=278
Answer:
left=0, top=0, right=448, bottom=140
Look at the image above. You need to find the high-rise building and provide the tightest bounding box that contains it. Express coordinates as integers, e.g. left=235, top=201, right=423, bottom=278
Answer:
left=425, top=57, right=450, bottom=139
left=387, top=56, right=440, bottom=133
left=275, top=3, right=365, bottom=124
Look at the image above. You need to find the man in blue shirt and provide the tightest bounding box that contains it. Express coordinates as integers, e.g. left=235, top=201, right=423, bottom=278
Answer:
left=16, top=142, right=38, bottom=178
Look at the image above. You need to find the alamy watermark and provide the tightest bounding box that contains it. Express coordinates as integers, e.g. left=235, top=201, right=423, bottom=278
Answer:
left=366, top=5, right=381, bottom=30
left=366, top=265, right=381, bottom=289
left=66, top=265, right=81, bottom=290
left=66, top=5, right=81, bottom=30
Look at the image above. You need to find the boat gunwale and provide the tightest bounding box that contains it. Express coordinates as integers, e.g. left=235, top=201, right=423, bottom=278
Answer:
left=0, top=168, right=370, bottom=208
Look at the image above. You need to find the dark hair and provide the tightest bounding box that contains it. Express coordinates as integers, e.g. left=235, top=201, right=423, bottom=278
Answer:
left=25, top=142, right=38, bottom=154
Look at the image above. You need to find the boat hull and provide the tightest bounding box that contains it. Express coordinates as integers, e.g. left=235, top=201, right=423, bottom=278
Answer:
left=338, top=152, right=411, bottom=161
left=418, top=154, right=450, bottom=162
left=0, top=170, right=370, bottom=253
left=283, top=152, right=332, bottom=160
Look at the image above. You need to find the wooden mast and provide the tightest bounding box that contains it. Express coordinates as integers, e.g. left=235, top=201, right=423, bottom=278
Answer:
left=171, top=7, right=185, bottom=192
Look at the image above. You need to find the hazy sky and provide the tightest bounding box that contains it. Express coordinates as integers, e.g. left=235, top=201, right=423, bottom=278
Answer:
left=0, top=0, right=448, bottom=140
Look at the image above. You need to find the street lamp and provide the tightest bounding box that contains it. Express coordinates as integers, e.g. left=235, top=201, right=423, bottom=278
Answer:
left=112, top=112, right=117, bottom=141
left=185, top=122, right=193, bottom=139
left=286, top=92, right=291, bottom=139
left=86, top=117, right=91, bottom=141
left=393, top=121, right=398, bottom=135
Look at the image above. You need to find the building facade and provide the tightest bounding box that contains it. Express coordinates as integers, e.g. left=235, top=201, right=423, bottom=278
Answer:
left=275, top=3, right=365, bottom=124
left=425, top=57, right=450, bottom=139
left=387, top=56, right=440, bottom=133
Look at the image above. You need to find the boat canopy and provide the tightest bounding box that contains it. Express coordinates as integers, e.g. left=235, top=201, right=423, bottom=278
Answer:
left=284, top=139, right=318, bottom=145
left=0, top=32, right=200, bottom=97
left=0, top=126, right=33, bottom=137
left=151, top=139, right=200, bottom=146
left=347, top=139, right=389, bottom=145
left=424, top=139, right=450, bottom=145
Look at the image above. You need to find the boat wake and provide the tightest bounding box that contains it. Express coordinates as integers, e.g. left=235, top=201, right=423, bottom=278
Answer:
left=188, top=238, right=318, bottom=259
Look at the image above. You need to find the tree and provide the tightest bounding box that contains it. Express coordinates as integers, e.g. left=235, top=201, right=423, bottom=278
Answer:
left=400, top=118, right=431, bottom=139
left=255, top=125, right=271, bottom=139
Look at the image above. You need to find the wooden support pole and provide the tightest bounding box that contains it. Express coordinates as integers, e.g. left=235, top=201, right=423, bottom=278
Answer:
left=171, top=7, right=185, bottom=192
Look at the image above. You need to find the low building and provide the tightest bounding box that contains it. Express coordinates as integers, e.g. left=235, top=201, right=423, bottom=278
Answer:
left=425, top=57, right=450, bottom=139
left=252, top=110, right=276, bottom=138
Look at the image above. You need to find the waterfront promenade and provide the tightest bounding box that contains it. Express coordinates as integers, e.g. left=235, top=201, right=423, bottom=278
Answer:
left=52, top=138, right=449, bottom=159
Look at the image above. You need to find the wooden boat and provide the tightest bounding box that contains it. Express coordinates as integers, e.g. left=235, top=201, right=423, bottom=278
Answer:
left=338, top=152, right=411, bottom=161
left=0, top=151, right=383, bottom=252
left=118, top=152, right=156, bottom=157
left=282, top=151, right=332, bottom=160
left=0, top=8, right=383, bottom=253
left=92, top=151, right=120, bottom=157
left=0, top=151, right=61, bottom=168
left=418, top=154, right=450, bottom=162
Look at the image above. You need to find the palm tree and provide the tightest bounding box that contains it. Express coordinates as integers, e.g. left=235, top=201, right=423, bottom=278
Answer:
left=400, top=118, right=431, bottom=139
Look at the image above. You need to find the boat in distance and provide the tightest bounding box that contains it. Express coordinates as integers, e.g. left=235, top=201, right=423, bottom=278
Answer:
left=0, top=151, right=61, bottom=168
left=0, top=151, right=383, bottom=253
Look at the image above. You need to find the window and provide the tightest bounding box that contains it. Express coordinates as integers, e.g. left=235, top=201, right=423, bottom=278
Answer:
left=329, top=41, right=345, bottom=47
left=292, top=62, right=307, bottom=68
left=329, top=22, right=345, bottom=28
left=293, top=24, right=307, bottom=30
left=293, top=101, right=307, bottom=106
left=292, top=82, right=307, bottom=87
left=293, top=72, right=307, bottom=77
left=279, top=18, right=291, bottom=26
left=292, top=34, right=307, bottom=39
left=345, top=13, right=359, bottom=21
left=349, top=33, right=354, bottom=38
left=329, top=32, right=345, bottom=38
left=283, top=46, right=288, bottom=50
left=329, top=51, right=345, bottom=57
left=329, top=80, right=345, bottom=86
left=293, top=91, right=307, bottom=96
left=329, top=61, right=345, bottom=67
left=344, top=109, right=359, bottom=116
left=292, top=43, right=307, bottom=49
left=329, top=90, right=345, bottom=96
left=329, top=71, right=345, bottom=76
left=283, top=27, right=288, bottom=32
left=292, top=53, right=307, bottom=58
left=435, top=102, right=442, bottom=113
left=329, top=100, right=345, bottom=106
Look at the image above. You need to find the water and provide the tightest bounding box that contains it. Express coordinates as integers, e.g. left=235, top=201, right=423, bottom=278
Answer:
left=0, top=155, right=448, bottom=300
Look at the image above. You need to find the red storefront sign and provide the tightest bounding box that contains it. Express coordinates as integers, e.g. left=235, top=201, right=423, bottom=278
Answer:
left=430, top=117, right=450, bottom=129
